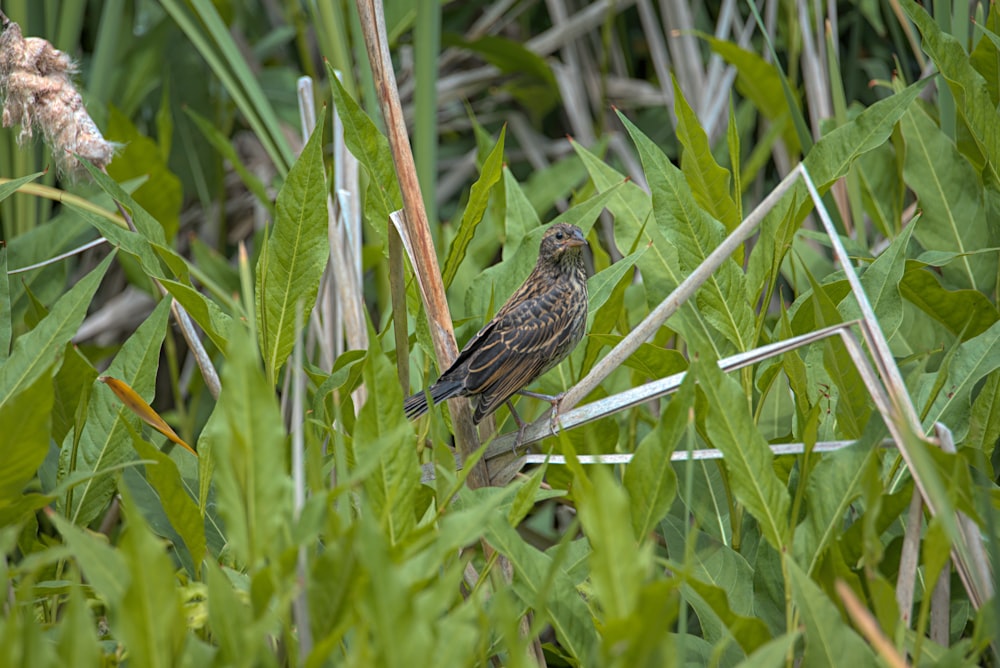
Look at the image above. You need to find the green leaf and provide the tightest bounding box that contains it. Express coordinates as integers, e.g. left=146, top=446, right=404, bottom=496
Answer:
left=673, top=77, right=741, bottom=233
left=356, top=331, right=419, bottom=546
left=787, top=559, right=876, bottom=668
left=839, top=223, right=912, bottom=340
left=78, top=160, right=168, bottom=245
left=60, top=298, right=171, bottom=526
left=902, top=0, right=1000, bottom=178
left=693, top=352, right=790, bottom=550
left=0, top=366, right=52, bottom=521
left=620, top=112, right=755, bottom=354
left=792, top=445, right=873, bottom=575
left=661, top=518, right=770, bottom=653
left=922, top=318, right=1000, bottom=440
left=747, top=79, right=927, bottom=299
left=486, top=515, right=597, bottom=663
left=159, top=278, right=233, bottom=352
left=205, top=560, right=261, bottom=665
left=900, top=103, right=996, bottom=291
left=442, top=126, right=506, bottom=289
left=131, top=437, right=206, bottom=576
left=0, top=253, right=113, bottom=413
left=114, top=489, right=188, bottom=667
left=209, top=323, right=290, bottom=568
left=733, top=633, right=801, bottom=668
left=0, top=171, right=44, bottom=203
left=578, top=466, right=650, bottom=621
left=623, top=372, right=693, bottom=538
left=328, top=62, right=401, bottom=246
left=587, top=247, right=645, bottom=316
left=255, top=116, right=330, bottom=384
left=48, top=510, right=128, bottom=606
left=55, top=577, right=102, bottom=668
left=900, top=262, right=998, bottom=339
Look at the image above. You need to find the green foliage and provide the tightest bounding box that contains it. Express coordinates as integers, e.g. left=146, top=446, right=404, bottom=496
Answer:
left=1, top=2, right=998, bottom=666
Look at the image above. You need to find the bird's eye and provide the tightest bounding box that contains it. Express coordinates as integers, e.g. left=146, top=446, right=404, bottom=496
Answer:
left=555, top=230, right=564, bottom=240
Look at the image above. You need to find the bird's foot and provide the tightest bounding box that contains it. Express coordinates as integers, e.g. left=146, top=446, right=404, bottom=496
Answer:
left=518, top=389, right=566, bottom=434
left=505, top=398, right=530, bottom=456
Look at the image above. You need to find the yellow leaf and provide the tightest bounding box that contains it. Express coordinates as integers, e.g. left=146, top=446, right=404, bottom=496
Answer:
left=99, top=376, right=197, bottom=456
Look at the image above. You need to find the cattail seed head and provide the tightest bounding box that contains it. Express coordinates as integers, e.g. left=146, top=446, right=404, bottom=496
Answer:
left=0, top=18, right=115, bottom=175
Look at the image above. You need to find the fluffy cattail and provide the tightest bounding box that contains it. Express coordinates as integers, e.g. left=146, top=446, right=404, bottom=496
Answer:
left=0, top=15, right=115, bottom=175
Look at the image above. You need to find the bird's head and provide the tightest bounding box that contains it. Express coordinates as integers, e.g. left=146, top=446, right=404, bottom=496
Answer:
left=539, top=223, right=588, bottom=266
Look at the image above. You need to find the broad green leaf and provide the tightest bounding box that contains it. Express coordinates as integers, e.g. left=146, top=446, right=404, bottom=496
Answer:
left=131, top=437, right=206, bottom=575
left=587, top=247, right=645, bottom=316
left=51, top=345, right=97, bottom=452
left=0, top=367, right=52, bottom=520
left=902, top=0, right=1000, bottom=178
left=328, top=62, right=401, bottom=246
left=255, top=116, right=330, bottom=384
left=486, top=515, right=597, bottom=663
left=922, top=318, right=1000, bottom=440
left=114, top=490, right=188, bottom=668
left=621, top=112, right=755, bottom=354
left=623, top=372, right=693, bottom=538
left=693, top=353, right=790, bottom=550
left=838, top=222, right=912, bottom=340
left=160, top=278, right=233, bottom=352
left=78, top=160, right=167, bottom=245
left=577, top=466, right=650, bottom=621
left=900, top=263, right=998, bottom=339
left=0, top=253, right=113, bottom=413
left=970, top=5, right=1000, bottom=105
left=661, top=518, right=770, bottom=653
left=901, top=103, right=996, bottom=291
left=205, top=560, right=261, bottom=666
left=47, top=511, right=128, bottom=605
left=733, top=633, right=801, bottom=668
left=747, top=79, right=927, bottom=299
left=673, top=77, right=741, bottom=233
left=64, top=203, right=167, bottom=280
left=857, top=141, right=904, bottom=238
left=442, top=126, right=506, bottom=289
left=356, top=331, right=418, bottom=546
left=210, top=324, right=290, bottom=568
left=792, top=444, right=873, bottom=575
left=968, top=371, right=1000, bottom=460
left=60, top=298, right=171, bottom=526
left=787, top=559, right=877, bottom=668
left=55, top=578, right=101, bottom=668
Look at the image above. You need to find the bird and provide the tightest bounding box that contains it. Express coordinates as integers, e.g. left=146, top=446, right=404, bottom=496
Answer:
left=404, top=222, right=589, bottom=444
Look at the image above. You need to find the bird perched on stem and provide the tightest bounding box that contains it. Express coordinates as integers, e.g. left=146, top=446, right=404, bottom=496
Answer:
left=404, top=222, right=589, bottom=445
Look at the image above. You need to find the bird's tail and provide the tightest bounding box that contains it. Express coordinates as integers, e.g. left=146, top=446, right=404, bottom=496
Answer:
left=403, top=380, right=465, bottom=419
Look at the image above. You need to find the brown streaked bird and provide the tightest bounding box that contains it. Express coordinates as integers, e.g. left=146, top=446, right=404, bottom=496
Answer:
left=404, top=223, right=589, bottom=441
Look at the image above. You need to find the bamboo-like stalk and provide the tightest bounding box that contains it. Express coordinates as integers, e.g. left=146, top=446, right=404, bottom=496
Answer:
left=354, top=0, right=488, bottom=488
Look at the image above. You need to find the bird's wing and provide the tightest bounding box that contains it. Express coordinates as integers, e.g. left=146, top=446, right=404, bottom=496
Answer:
left=464, top=292, right=571, bottom=419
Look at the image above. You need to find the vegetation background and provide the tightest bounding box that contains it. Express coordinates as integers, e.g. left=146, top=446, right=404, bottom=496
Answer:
left=0, top=0, right=998, bottom=665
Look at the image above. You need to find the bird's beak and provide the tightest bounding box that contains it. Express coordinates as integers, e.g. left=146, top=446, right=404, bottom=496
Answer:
left=564, top=229, right=588, bottom=248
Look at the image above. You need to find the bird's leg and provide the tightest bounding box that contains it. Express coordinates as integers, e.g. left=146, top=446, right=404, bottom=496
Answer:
left=505, top=399, right=530, bottom=455
left=516, top=389, right=566, bottom=433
